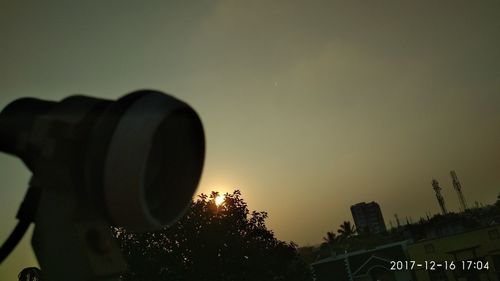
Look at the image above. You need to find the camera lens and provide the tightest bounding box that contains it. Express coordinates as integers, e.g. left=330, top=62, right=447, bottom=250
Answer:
left=100, top=90, right=205, bottom=232
left=144, top=108, right=204, bottom=226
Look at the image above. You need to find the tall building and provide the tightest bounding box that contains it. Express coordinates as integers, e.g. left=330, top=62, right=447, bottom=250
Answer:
left=350, top=201, right=386, bottom=234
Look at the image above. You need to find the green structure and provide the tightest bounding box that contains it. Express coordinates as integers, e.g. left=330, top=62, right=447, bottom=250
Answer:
left=312, top=241, right=413, bottom=281
left=407, top=224, right=500, bottom=281
left=312, top=224, right=500, bottom=281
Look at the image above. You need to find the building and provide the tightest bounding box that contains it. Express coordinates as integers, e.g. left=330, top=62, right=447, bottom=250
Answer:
left=351, top=202, right=387, bottom=234
left=407, top=224, right=500, bottom=281
left=312, top=224, right=500, bottom=281
left=312, top=240, right=413, bottom=281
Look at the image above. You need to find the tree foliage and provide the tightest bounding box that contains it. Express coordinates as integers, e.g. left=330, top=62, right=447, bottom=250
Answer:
left=337, top=221, right=356, bottom=240
left=113, top=190, right=313, bottom=281
left=322, top=231, right=336, bottom=245
left=318, top=220, right=384, bottom=258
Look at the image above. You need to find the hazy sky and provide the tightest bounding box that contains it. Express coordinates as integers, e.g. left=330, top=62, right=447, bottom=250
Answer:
left=1, top=0, right=499, bottom=278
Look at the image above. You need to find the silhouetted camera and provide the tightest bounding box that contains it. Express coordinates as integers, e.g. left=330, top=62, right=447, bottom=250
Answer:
left=0, top=90, right=205, bottom=281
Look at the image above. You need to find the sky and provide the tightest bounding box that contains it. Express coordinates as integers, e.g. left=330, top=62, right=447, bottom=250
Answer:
left=1, top=0, right=499, bottom=279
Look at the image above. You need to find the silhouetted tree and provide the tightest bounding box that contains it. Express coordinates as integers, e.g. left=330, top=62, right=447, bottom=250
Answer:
left=113, top=190, right=313, bottom=281
left=322, top=231, right=336, bottom=245
left=335, top=221, right=356, bottom=251
left=337, top=221, right=356, bottom=239
left=318, top=231, right=338, bottom=259
left=297, top=246, right=318, bottom=265
left=351, top=229, right=390, bottom=250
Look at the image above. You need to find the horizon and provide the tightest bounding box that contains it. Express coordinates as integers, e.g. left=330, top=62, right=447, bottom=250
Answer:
left=197, top=181, right=499, bottom=245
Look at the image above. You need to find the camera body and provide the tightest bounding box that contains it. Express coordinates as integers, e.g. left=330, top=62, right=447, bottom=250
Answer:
left=0, top=90, right=205, bottom=281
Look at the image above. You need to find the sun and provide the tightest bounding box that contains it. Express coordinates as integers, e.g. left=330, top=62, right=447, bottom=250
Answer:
left=215, top=194, right=225, bottom=206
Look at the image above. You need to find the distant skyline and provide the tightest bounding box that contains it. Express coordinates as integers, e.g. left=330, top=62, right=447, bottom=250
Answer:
left=1, top=1, right=499, bottom=279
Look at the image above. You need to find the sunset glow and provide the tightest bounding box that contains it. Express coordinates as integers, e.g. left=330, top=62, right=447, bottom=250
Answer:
left=1, top=2, right=500, bottom=279
left=215, top=194, right=225, bottom=206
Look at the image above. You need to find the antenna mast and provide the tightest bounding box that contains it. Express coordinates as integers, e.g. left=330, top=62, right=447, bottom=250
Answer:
left=450, top=170, right=468, bottom=212
left=432, top=179, right=448, bottom=215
